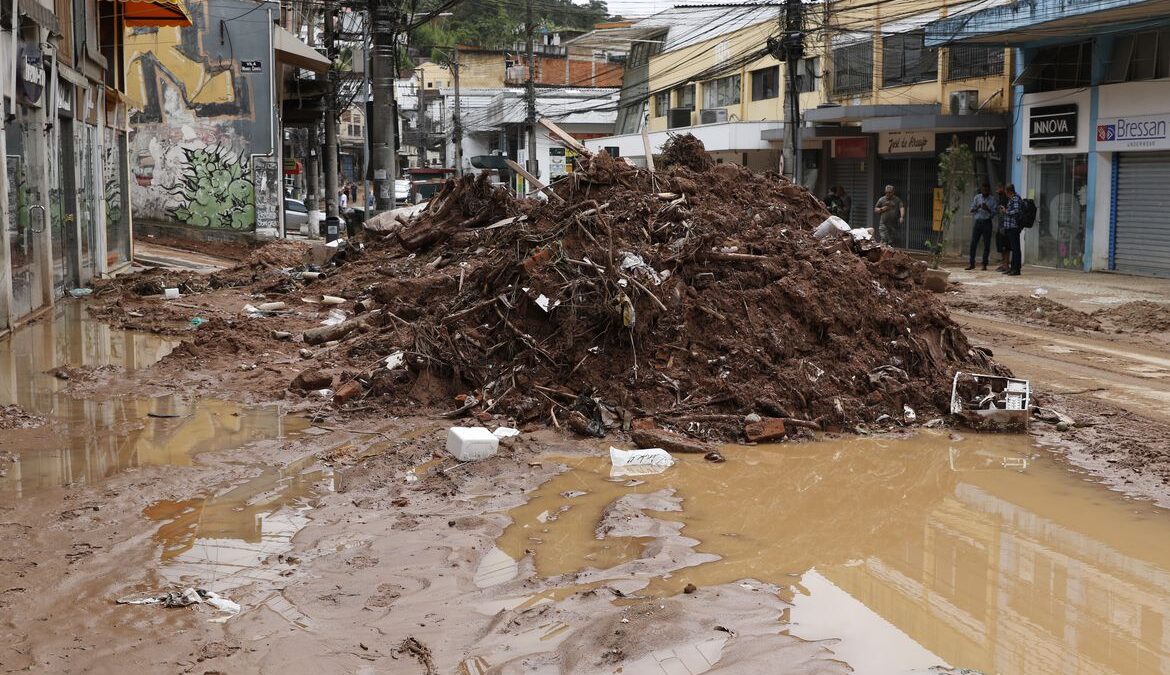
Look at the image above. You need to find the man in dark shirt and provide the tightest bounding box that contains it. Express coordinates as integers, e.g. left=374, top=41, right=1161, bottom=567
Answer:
left=966, top=183, right=997, bottom=270
left=874, top=185, right=904, bottom=246
left=998, top=184, right=1023, bottom=276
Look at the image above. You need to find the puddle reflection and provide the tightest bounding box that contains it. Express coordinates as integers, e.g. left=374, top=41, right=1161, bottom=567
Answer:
left=0, top=304, right=306, bottom=499
left=499, top=433, right=1170, bottom=674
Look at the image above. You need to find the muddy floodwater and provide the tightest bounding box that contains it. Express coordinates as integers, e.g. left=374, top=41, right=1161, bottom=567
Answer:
left=0, top=305, right=307, bottom=499
left=499, top=433, right=1170, bottom=674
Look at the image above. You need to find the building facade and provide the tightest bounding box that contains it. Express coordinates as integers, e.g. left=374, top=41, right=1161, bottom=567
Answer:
left=0, top=0, right=190, bottom=332
left=929, top=0, right=1170, bottom=277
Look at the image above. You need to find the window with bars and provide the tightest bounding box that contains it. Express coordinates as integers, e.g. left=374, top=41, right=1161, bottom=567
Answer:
left=653, top=91, right=670, bottom=117
left=1018, top=41, right=1092, bottom=93
left=751, top=66, right=779, bottom=101
left=796, top=57, right=819, bottom=93
left=946, top=45, right=1005, bottom=81
left=702, top=74, right=741, bottom=108
left=1104, top=30, right=1170, bottom=82
left=882, top=30, right=938, bottom=86
left=832, top=41, right=872, bottom=96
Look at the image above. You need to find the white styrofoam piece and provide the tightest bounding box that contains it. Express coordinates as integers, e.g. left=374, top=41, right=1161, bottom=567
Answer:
left=447, top=427, right=499, bottom=461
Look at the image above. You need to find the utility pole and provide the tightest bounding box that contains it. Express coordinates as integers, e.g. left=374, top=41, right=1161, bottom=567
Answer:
left=452, top=47, right=463, bottom=176
left=525, top=0, right=539, bottom=179
left=323, top=2, right=340, bottom=238
left=783, top=0, right=803, bottom=186
left=370, top=0, right=400, bottom=211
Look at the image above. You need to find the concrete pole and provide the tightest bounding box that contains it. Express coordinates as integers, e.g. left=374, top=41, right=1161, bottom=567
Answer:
left=370, top=0, right=399, bottom=211
left=525, top=0, right=539, bottom=179
left=452, top=47, right=463, bottom=176
left=323, top=4, right=339, bottom=225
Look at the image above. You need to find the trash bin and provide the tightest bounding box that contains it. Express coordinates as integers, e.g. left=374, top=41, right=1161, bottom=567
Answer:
left=322, top=215, right=341, bottom=242
left=344, top=208, right=365, bottom=238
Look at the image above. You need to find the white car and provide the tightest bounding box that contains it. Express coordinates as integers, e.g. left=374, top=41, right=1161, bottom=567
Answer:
left=285, top=198, right=310, bottom=233
left=395, top=178, right=409, bottom=204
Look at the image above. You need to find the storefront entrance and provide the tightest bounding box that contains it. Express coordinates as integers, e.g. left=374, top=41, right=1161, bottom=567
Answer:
left=6, top=101, right=48, bottom=319
left=1025, top=153, right=1087, bottom=269
left=879, top=156, right=938, bottom=251
left=1114, top=150, right=1170, bottom=277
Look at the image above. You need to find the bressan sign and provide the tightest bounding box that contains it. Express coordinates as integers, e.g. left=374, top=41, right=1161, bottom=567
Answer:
left=1029, top=104, right=1078, bottom=148
left=1097, top=113, right=1170, bottom=151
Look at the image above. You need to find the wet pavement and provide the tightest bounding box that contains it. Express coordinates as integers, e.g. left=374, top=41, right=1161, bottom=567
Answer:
left=498, top=432, right=1170, bottom=674
left=0, top=304, right=307, bottom=499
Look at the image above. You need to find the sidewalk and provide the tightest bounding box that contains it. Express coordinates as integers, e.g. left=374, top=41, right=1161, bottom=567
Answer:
left=133, top=240, right=238, bottom=273
left=943, top=262, right=1170, bottom=313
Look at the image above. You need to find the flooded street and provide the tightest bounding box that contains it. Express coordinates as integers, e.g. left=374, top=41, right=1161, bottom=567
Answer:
left=498, top=434, right=1170, bottom=674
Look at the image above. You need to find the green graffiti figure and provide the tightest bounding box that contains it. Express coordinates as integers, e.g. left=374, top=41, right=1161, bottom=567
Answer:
left=169, top=146, right=256, bottom=230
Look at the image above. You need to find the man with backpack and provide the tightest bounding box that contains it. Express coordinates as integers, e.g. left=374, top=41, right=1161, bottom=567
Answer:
left=998, top=184, right=1032, bottom=276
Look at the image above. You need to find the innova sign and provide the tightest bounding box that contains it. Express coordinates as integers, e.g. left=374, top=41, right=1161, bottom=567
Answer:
left=1096, top=113, right=1170, bottom=151
left=1029, top=104, right=1077, bottom=148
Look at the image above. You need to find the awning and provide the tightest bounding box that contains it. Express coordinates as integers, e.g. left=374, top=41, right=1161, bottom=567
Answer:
left=925, top=0, right=1170, bottom=46
left=275, top=26, right=331, bottom=74
left=121, top=0, right=192, bottom=28
left=18, top=0, right=59, bottom=34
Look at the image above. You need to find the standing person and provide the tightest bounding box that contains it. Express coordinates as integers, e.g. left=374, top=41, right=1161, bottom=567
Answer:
left=874, top=184, right=905, bottom=246
left=994, top=183, right=1010, bottom=271
left=836, top=185, right=852, bottom=224
left=339, top=188, right=349, bottom=210
left=998, top=183, right=1023, bottom=276
left=966, top=183, right=997, bottom=270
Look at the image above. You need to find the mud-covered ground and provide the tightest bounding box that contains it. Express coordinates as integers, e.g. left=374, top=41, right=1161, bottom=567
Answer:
left=5, top=253, right=1170, bottom=672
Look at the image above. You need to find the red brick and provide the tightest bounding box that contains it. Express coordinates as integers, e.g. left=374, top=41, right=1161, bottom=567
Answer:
left=744, top=417, right=787, bottom=442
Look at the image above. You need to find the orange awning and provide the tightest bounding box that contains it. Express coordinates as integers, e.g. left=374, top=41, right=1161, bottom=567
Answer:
left=121, top=0, right=192, bottom=27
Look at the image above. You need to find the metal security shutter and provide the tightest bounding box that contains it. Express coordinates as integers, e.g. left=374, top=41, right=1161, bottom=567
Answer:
left=830, top=158, right=872, bottom=229
left=1115, top=151, right=1170, bottom=277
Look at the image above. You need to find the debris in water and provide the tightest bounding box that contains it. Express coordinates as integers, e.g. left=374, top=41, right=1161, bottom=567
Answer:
left=116, top=588, right=241, bottom=620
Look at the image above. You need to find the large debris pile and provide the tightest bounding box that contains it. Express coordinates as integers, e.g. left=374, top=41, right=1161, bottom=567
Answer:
left=325, top=135, right=1001, bottom=437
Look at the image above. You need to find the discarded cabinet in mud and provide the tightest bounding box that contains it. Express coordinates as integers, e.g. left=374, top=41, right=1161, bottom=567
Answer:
left=950, top=372, right=1031, bottom=432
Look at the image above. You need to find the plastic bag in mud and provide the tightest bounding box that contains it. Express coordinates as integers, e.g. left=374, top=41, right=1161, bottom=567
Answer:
left=609, top=447, right=674, bottom=477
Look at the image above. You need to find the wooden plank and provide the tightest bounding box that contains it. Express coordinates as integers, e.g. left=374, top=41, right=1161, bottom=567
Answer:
left=641, top=126, right=656, bottom=173
left=504, top=159, right=566, bottom=203
left=538, top=118, right=590, bottom=156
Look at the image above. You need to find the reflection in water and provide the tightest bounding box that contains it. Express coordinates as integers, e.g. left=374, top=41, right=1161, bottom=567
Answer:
left=145, top=457, right=329, bottom=593
left=0, top=304, right=307, bottom=498
left=499, top=433, right=1170, bottom=674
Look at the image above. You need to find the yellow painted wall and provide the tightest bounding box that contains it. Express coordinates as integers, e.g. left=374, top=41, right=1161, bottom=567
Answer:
left=417, top=61, right=452, bottom=89
left=456, top=51, right=507, bottom=89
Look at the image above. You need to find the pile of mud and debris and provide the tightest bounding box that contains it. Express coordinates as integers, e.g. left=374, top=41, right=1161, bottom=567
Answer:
left=92, top=135, right=1004, bottom=440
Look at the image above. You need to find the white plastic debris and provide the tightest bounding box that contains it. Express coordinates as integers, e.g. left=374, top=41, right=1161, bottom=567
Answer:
left=849, top=227, right=874, bottom=241
left=610, top=447, right=674, bottom=470
left=383, top=351, right=405, bottom=370
left=1033, top=287, right=1048, bottom=297
left=903, top=405, right=917, bottom=423
left=203, top=591, right=241, bottom=619
left=813, top=216, right=851, bottom=239
left=492, top=426, right=520, bottom=438
left=163, top=287, right=180, bottom=300
left=447, top=426, right=499, bottom=461
left=321, top=308, right=347, bottom=326
left=313, top=388, right=334, bottom=398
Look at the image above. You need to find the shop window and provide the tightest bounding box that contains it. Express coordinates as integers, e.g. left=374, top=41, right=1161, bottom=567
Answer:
left=1105, top=30, right=1170, bottom=83
left=796, top=57, right=819, bottom=93
left=1026, top=153, right=1088, bottom=269
left=947, top=45, right=1005, bottom=81
left=674, top=84, right=695, bottom=110
left=702, top=74, right=741, bottom=108
left=1017, top=42, right=1092, bottom=93
left=751, top=66, right=779, bottom=101
left=882, top=30, right=938, bottom=87
left=653, top=91, right=669, bottom=117
left=832, top=41, right=872, bottom=96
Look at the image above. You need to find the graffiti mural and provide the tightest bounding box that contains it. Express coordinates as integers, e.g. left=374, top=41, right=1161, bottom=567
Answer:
left=123, top=0, right=274, bottom=234
left=169, top=146, right=256, bottom=230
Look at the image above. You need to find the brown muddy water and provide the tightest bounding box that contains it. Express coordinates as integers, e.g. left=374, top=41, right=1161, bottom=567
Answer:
left=0, top=304, right=307, bottom=498
left=498, top=433, right=1170, bottom=674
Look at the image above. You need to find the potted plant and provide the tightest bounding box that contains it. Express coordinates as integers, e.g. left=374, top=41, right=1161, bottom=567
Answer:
left=923, top=138, right=975, bottom=292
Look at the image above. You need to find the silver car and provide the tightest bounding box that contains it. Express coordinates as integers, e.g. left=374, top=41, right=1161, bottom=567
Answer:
left=285, top=198, right=310, bottom=233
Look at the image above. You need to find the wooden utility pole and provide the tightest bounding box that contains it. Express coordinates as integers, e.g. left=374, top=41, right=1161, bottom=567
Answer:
left=525, top=0, right=539, bottom=179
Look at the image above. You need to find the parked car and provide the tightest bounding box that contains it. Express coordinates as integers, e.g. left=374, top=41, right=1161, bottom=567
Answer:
left=395, top=178, right=410, bottom=204
left=406, top=167, right=456, bottom=204
left=285, top=198, right=309, bottom=233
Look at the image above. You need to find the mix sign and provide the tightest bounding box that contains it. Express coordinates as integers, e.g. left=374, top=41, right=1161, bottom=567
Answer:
left=1096, top=113, right=1170, bottom=151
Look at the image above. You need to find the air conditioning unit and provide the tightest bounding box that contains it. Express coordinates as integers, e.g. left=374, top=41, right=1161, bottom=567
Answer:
left=949, top=90, right=979, bottom=115
left=668, top=107, right=692, bottom=129
left=700, top=108, right=728, bottom=124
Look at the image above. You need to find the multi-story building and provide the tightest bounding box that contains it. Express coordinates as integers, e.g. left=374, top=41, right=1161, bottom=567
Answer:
left=0, top=0, right=191, bottom=332
left=576, top=2, right=1014, bottom=252
left=928, top=0, right=1170, bottom=277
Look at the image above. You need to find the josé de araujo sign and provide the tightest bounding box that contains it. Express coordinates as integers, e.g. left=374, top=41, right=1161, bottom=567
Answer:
left=1097, top=113, right=1170, bottom=151
left=1030, top=104, right=1078, bottom=148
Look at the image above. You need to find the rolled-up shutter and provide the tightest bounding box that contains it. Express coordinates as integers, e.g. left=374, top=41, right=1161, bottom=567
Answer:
left=1115, top=151, right=1170, bottom=277
left=830, top=158, right=872, bottom=230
